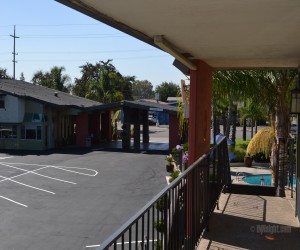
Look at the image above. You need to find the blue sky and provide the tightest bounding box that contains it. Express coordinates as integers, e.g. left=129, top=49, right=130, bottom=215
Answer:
left=0, top=0, right=185, bottom=87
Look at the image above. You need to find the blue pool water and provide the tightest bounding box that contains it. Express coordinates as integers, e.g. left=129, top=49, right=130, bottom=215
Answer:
left=243, top=174, right=296, bottom=186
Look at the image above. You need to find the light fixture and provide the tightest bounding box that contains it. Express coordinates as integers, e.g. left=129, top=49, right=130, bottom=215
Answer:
left=260, top=176, right=265, bottom=186
left=290, top=88, right=300, bottom=114
left=154, top=35, right=197, bottom=71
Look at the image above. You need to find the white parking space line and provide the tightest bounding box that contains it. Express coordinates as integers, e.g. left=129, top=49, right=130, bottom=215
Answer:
left=0, top=162, right=76, bottom=184
left=0, top=161, right=98, bottom=207
left=0, top=165, right=49, bottom=183
left=0, top=195, right=28, bottom=207
left=0, top=174, right=55, bottom=194
left=0, top=157, right=13, bottom=160
left=0, top=162, right=98, bottom=176
left=50, top=166, right=98, bottom=176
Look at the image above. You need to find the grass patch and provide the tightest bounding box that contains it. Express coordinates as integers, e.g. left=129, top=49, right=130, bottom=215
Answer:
left=228, top=138, right=251, bottom=163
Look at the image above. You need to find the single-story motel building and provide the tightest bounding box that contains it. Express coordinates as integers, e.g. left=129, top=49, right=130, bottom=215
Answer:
left=0, top=79, right=179, bottom=151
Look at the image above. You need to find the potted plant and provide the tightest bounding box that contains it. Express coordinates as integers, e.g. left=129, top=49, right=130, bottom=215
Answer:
left=172, top=145, right=182, bottom=167
left=166, top=155, right=174, bottom=172
left=245, top=127, right=274, bottom=168
left=155, top=195, right=170, bottom=212
left=154, top=240, right=162, bottom=250
left=244, top=153, right=253, bottom=167
left=169, top=169, right=181, bottom=183
left=154, top=220, right=165, bottom=233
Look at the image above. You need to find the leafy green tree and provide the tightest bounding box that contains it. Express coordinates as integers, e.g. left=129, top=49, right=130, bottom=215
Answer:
left=155, top=81, right=180, bottom=102
left=72, top=60, right=134, bottom=103
left=0, top=68, right=11, bottom=79
left=31, top=66, right=71, bottom=92
left=72, top=62, right=101, bottom=98
left=132, top=80, right=155, bottom=100
left=114, top=75, right=134, bottom=101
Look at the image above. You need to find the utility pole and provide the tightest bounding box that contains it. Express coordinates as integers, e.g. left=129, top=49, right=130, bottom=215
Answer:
left=10, top=25, right=20, bottom=80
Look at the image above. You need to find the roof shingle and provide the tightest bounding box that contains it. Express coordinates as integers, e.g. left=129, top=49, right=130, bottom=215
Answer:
left=0, top=79, right=101, bottom=109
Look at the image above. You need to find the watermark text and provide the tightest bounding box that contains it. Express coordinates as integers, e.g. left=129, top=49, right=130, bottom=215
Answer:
left=250, top=224, right=291, bottom=234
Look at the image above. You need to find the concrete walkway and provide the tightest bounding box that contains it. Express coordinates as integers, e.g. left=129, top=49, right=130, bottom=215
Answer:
left=198, top=191, right=300, bottom=250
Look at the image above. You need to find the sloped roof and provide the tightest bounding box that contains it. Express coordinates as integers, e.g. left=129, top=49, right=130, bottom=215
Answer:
left=124, top=100, right=178, bottom=115
left=138, top=99, right=168, bottom=105
left=0, top=79, right=101, bottom=109
left=88, top=100, right=178, bottom=115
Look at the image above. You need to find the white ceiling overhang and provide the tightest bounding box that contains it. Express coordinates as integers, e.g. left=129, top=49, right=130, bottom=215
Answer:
left=56, top=0, right=300, bottom=71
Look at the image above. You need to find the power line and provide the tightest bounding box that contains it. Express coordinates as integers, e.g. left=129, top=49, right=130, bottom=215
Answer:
left=0, top=55, right=169, bottom=64
left=16, top=49, right=157, bottom=55
left=0, top=23, right=101, bottom=28
left=10, top=25, right=20, bottom=80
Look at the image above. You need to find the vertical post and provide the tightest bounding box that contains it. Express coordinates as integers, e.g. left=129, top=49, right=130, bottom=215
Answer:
left=133, top=109, right=141, bottom=149
left=122, top=107, right=131, bottom=150
left=276, top=137, right=286, bottom=197
left=169, top=114, right=180, bottom=151
left=142, top=110, right=149, bottom=143
left=296, top=105, right=300, bottom=216
left=188, top=60, right=212, bottom=165
left=296, top=69, right=300, bottom=217
left=10, top=25, right=19, bottom=80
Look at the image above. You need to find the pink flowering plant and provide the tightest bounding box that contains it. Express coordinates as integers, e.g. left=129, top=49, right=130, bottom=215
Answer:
left=182, top=152, right=188, bottom=163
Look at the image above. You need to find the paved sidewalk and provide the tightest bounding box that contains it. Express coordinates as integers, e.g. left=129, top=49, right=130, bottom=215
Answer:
left=197, top=191, right=300, bottom=250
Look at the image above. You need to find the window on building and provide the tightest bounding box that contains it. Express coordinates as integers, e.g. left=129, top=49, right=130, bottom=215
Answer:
left=0, top=124, right=17, bottom=139
left=23, top=113, right=47, bottom=123
left=0, top=100, right=4, bottom=109
left=21, top=125, right=42, bottom=140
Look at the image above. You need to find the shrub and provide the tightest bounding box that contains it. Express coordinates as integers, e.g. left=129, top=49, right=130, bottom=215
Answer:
left=154, top=220, right=165, bottom=233
left=253, top=152, right=270, bottom=163
left=154, top=240, right=162, bottom=250
left=155, top=195, right=170, bottom=212
left=228, top=139, right=250, bottom=162
left=246, top=128, right=274, bottom=159
left=169, top=170, right=180, bottom=183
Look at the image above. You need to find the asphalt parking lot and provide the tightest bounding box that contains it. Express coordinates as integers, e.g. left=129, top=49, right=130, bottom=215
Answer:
left=0, top=149, right=167, bottom=250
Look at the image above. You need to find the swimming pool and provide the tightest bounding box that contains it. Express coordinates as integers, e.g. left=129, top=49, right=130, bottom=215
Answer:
left=243, top=174, right=296, bottom=186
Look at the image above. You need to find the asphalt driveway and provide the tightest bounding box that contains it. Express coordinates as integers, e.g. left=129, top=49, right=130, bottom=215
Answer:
left=0, top=149, right=167, bottom=250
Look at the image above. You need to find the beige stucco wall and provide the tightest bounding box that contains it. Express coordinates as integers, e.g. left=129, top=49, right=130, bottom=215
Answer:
left=0, top=95, right=25, bottom=123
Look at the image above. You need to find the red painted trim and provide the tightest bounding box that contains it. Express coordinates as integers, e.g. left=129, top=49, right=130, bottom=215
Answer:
left=76, top=112, right=89, bottom=146
left=169, top=114, right=180, bottom=151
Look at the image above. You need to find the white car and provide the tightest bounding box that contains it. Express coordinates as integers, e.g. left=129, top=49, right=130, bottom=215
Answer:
left=148, top=116, right=157, bottom=125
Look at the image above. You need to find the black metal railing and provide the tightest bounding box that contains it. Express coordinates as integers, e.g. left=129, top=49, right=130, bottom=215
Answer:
left=97, top=138, right=231, bottom=250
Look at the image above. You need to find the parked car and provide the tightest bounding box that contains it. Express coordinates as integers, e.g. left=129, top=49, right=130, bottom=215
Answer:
left=148, top=115, right=157, bottom=125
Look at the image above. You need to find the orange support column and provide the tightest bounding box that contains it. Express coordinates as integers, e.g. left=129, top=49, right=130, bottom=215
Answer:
left=188, top=60, right=212, bottom=165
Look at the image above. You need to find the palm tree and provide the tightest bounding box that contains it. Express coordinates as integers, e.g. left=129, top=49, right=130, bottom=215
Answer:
left=50, top=66, right=71, bottom=92
left=213, top=69, right=297, bottom=196
left=31, top=66, right=71, bottom=92
left=247, top=70, right=297, bottom=196
left=239, top=98, right=268, bottom=138
left=213, top=70, right=249, bottom=144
